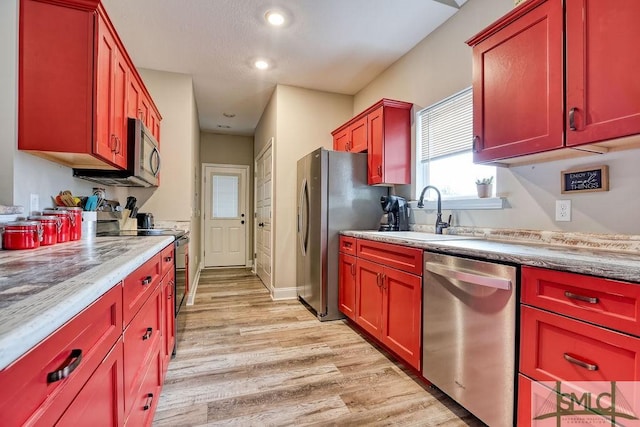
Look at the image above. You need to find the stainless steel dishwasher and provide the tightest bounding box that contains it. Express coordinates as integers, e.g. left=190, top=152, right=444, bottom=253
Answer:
left=423, top=252, right=516, bottom=427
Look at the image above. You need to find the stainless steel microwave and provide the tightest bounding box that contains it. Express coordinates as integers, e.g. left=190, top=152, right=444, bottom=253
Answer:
left=73, top=118, right=160, bottom=187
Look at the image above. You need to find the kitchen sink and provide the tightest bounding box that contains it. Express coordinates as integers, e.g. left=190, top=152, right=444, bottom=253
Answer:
left=358, top=231, right=479, bottom=241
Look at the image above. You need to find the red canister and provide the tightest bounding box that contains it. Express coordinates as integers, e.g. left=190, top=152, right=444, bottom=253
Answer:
left=2, top=221, right=42, bottom=250
left=57, top=207, right=82, bottom=240
left=43, top=209, right=71, bottom=243
left=28, top=215, right=61, bottom=246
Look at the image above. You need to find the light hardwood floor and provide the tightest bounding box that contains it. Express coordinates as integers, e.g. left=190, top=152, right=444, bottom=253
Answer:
left=153, top=268, right=484, bottom=426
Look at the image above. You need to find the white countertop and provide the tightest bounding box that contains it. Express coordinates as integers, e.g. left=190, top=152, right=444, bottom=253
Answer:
left=342, top=230, right=640, bottom=284
left=0, top=235, right=174, bottom=370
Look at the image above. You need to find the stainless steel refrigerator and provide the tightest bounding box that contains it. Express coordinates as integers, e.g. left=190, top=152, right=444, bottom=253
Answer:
left=296, top=148, right=388, bottom=321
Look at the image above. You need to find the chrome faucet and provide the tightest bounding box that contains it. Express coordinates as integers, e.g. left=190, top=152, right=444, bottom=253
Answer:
left=417, top=185, right=450, bottom=234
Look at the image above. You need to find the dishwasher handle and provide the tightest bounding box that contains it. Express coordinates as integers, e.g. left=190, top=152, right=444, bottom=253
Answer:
left=425, top=262, right=512, bottom=290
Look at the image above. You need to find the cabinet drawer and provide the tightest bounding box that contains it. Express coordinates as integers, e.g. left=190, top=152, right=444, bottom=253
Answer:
left=160, top=243, right=175, bottom=278
left=0, top=284, right=122, bottom=427
left=357, top=239, right=422, bottom=275
left=522, top=266, right=640, bottom=337
left=123, top=254, right=162, bottom=325
left=123, top=284, right=162, bottom=416
left=520, top=306, right=640, bottom=382
left=339, top=236, right=357, bottom=255
left=124, top=346, right=162, bottom=427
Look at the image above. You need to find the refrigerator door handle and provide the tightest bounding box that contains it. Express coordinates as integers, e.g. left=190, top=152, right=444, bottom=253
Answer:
left=298, top=178, right=310, bottom=256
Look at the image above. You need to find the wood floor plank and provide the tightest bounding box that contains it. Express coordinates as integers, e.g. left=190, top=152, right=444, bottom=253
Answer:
left=153, top=268, right=484, bottom=426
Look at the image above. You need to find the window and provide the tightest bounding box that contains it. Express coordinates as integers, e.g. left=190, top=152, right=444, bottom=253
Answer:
left=416, top=87, right=495, bottom=199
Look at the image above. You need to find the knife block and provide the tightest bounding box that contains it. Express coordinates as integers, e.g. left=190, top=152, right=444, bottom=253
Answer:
left=119, top=209, right=137, bottom=230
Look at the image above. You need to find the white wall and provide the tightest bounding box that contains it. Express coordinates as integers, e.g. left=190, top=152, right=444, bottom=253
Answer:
left=355, top=0, right=640, bottom=235
left=272, top=85, right=353, bottom=289
left=122, top=69, right=196, bottom=221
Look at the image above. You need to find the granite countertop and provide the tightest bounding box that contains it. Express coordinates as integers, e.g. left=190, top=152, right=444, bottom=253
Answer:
left=0, top=235, right=174, bottom=370
left=342, top=230, right=640, bottom=284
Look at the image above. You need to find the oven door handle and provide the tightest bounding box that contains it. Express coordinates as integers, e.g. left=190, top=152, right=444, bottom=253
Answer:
left=425, top=262, right=511, bottom=290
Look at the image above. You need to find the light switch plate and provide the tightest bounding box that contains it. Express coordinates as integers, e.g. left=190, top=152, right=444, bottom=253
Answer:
left=29, top=193, right=39, bottom=214
left=555, top=199, right=571, bottom=221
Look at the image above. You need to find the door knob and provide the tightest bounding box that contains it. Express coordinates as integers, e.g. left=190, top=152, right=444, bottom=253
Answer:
left=241, top=220, right=245, bottom=224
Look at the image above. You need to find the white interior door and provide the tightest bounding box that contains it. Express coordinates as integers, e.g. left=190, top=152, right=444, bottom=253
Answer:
left=255, top=143, right=272, bottom=288
left=204, top=165, right=248, bottom=267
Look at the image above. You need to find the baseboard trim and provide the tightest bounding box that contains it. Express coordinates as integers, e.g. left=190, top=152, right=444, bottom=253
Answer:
left=271, top=286, right=297, bottom=301
left=186, top=261, right=203, bottom=306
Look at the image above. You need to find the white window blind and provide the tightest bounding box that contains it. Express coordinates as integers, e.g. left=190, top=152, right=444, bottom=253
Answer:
left=419, top=87, right=473, bottom=163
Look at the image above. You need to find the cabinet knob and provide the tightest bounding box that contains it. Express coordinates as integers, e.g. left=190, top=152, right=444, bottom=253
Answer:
left=142, top=327, right=153, bottom=341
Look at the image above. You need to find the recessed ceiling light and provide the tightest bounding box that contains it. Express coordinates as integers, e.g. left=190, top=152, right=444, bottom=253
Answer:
left=265, top=10, right=285, bottom=26
left=254, top=60, right=269, bottom=70
left=223, top=112, right=236, bottom=118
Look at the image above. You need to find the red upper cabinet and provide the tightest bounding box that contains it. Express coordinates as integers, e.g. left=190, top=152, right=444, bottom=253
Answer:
left=565, top=0, right=640, bottom=146
left=95, top=14, right=128, bottom=169
left=331, top=99, right=412, bottom=185
left=468, top=0, right=640, bottom=164
left=467, top=0, right=564, bottom=163
left=19, top=0, right=161, bottom=170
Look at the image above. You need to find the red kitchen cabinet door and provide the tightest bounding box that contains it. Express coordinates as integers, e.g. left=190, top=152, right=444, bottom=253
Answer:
left=140, top=95, right=151, bottom=128
left=124, top=346, right=162, bottom=427
left=355, top=259, right=384, bottom=338
left=0, top=284, right=122, bottom=427
left=162, top=273, right=176, bottom=379
left=565, top=0, right=640, bottom=147
left=150, top=108, right=161, bottom=143
left=333, top=128, right=349, bottom=151
left=367, top=103, right=411, bottom=185
left=381, top=267, right=422, bottom=370
left=184, top=243, right=190, bottom=296
left=127, top=75, right=142, bottom=121
left=469, top=0, right=564, bottom=163
left=96, top=14, right=128, bottom=169
left=349, top=116, right=368, bottom=153
left=95, top=13, right=117, bottom=165
left=56, top=339, right=124, bottom=427
left=338, top=253, right=357, bottom=321
left=520, top=306, right=640, bottom=382
left=123, top=284, right=162, bottom=417
left=112, top=50, right=128, bottom=168
left=368, top=106, right=384, bottom=184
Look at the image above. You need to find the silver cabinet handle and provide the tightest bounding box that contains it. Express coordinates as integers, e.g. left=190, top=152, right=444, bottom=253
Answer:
left=564, top=353, right=598, bottom=371
left=473, top=135, right=481, bottom=153
left=47, top=349, right=82, bottom=383
left=564, top=291, right=598, bottom=304
left=425, top=262, right=511, bottom=290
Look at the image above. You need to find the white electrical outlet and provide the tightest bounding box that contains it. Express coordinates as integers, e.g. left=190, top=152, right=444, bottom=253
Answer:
left=555, top=199, right=571, bottom=221
left=29, top=193, right=39, bottom=214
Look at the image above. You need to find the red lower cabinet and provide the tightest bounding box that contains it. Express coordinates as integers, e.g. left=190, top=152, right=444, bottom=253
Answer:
left=338, top=252, right=357, bottom=321
left=518, top=266, right=640, bottom=425
left=162, top=272, right=176, bottom=378
left=57, top=339, right=125, bottom=426
left=124, top=346, right=162, bottom=427
left=344, top=238, right=423, bottom=371
left=123, top=283, right=163, bottom=418
left=0, top=284, right=122, bottom=426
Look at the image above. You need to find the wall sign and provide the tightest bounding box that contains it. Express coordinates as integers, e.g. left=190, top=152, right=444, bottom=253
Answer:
left=561, top=165, right=609, bottom=194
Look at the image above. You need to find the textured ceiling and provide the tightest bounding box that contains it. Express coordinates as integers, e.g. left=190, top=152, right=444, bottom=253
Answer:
left=102, top=0, right=466, bottom=136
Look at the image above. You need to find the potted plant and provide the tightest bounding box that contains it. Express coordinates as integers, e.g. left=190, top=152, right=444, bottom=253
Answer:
left=475, top=176, right=494, bottom=198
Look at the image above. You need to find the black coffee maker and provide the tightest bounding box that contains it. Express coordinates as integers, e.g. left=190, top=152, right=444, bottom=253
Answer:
left=379, top=196, right=409, bottom=231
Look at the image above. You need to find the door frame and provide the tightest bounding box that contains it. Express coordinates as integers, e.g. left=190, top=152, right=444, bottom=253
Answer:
left=254, top=138, right=274, bottom=290
left=200, top=163, right=251, bottom=268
